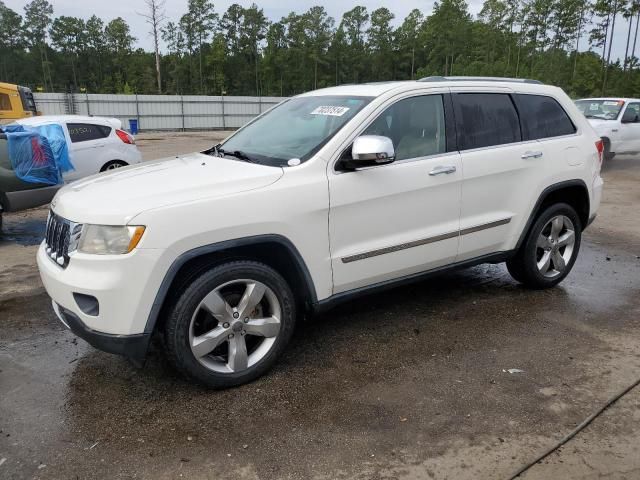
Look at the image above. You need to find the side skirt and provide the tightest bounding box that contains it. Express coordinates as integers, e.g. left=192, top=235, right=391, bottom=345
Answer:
left=312, top=251, right=514, bottom=314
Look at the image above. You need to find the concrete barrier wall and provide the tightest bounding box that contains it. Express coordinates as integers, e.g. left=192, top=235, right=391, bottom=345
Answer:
left=32, top=93, right=287, bottom=131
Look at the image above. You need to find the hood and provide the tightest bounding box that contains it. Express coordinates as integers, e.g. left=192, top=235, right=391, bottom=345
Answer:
left=586, top=118, right=616, bottom=133
left=52, top=152, right=284, bottom=224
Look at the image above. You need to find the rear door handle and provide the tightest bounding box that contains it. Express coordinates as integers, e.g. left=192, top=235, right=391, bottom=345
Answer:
left=429, top=165, right=457, bottom=176
left=521, top=151, right=543, bottom=159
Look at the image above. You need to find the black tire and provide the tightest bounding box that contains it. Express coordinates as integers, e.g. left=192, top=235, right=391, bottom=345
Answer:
left=100, top=160, right=128, bottom=172
left=163, top=261, right=296, bottom=388
left=602, top=138, right=615, bottom=161
left=507, top=203, right=582, bottom=289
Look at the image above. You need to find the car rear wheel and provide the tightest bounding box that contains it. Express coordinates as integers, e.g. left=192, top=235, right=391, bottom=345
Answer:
left=100, top=160, right=128, bottom=172
left=507, top=203, right=582, bottom=289
left=163, top=261, right=296, bottom=388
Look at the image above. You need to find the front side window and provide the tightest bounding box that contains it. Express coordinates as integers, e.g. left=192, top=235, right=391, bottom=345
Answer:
left=454, top=93, right=521, bottom=150
left=626, top=102, right=640, bottom=115
left=574, top=99, right=624, bottom=120
left=514, top=94, right=576, bottom=140
left=362, top=95, right=446, bottom=161
left=621, top=102, right=640, bottom=123
left=67, top=123, right=111, bottom=143
left=220, top=96, right=372, bottom=166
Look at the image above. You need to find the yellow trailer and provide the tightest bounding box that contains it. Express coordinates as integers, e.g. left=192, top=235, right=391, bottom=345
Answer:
left=0, top=83, right=38, bottom=124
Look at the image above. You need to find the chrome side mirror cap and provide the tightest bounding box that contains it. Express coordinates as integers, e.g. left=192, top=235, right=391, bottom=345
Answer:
left=351, top=135, right=395, bottom=166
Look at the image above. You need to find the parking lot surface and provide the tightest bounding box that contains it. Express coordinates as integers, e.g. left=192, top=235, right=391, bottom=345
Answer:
left=1, top=134, right=639, bottom=479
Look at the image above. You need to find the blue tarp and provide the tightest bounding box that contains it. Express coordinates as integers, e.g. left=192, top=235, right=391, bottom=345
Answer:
left=1, top=123, right=74, bottom=185
left=32, top=124, right=74, bottom=173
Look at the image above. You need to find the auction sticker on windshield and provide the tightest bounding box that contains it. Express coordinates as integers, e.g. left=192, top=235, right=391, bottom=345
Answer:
left=311, top=106, right=350, bottom=116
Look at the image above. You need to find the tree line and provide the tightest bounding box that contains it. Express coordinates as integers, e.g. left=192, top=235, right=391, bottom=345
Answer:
left=1, top=0, right=639, bottom=98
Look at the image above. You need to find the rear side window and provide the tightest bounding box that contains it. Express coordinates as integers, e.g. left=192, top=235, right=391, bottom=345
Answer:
left=514, top=94, right=576, bottom=140
left=67, top=123, right=112, bottom=143
left=0, top=93, right=11, bottom=111
left=453, top=93, right=521, bottom=150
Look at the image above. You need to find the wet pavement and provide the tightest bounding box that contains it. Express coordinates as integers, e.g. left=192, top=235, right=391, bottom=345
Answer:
left=1, top=146, right=639, bottom=479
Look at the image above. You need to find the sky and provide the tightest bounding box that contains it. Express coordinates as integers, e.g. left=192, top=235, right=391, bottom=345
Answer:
left=5, top=0, right=634, bottom=62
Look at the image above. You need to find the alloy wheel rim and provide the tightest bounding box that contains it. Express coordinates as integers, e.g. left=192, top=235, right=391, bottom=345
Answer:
left=188, top=279, right=281, bottom=373
left=107, top=163, right=123, bottom=170
left=535, top=215, right=576, bottom=278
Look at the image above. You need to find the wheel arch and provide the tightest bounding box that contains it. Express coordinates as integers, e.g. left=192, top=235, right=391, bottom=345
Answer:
left=100, top=159, right=128, bottom=171
left=515, top=179, right=590, bottom=251
left=144, top=234, right=318, bottom=335
left=600, top=136, right=616, bottom=160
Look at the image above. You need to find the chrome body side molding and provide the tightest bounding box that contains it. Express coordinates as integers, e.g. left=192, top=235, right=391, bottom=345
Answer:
left=341, top=217, right=512, bottom=263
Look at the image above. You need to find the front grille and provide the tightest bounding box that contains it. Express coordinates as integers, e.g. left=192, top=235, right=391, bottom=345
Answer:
left=45, top=212, right=76, bottom=268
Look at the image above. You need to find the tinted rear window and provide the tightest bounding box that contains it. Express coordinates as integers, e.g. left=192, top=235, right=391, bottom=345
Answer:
left=67, top=123, right=112, bottom=143
left=515, top=94, right=576, bottom=140
left=453, top=93, right=521, bottom=150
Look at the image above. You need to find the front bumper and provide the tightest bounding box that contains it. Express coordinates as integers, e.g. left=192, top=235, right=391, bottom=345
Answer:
left=53, top=301, right=150, bottom=360
left=37, top=241, right=171, bottom=338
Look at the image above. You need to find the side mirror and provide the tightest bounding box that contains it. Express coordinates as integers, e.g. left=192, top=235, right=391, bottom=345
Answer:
left=621, top=109, right=639, bottom=123
left=349, top=135, right=395, bottom=168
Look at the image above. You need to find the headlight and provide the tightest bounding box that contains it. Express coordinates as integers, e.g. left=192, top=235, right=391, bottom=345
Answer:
left=76, top=225, right=146, bottom=255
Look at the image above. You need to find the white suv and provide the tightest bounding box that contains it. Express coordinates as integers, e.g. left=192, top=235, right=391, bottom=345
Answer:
left=38, top=77, right=604, bottom=388
left=575, top=97, right=640, bottom=160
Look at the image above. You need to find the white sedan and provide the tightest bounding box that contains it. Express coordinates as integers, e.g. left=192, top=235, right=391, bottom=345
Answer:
left=17, top=115, right=142, bottom=182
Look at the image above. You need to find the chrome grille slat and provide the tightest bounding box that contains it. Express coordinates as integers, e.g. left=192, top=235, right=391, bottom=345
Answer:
left=44, top=211, right=73, bottom=268
left=45, top=214, right=54, bottom=248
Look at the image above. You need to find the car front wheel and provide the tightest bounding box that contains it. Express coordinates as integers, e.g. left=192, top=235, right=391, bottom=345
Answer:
left=602, top=137, right=615, bottom=161
left=507, top=203, right=582, bottom=289
left=163, top=261, right=296, bottom=388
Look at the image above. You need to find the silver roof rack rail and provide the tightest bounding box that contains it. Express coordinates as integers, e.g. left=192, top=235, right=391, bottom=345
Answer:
left=418, top=76, right=543, bottom=85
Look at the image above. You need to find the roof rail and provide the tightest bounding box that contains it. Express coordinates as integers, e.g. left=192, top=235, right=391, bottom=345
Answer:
left=418, top=76, right=543, bottom=85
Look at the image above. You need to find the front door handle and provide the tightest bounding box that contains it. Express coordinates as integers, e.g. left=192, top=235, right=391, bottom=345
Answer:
left=521, top=151, right=543, bottom=159
left=429, top=165, right=457, bottom=176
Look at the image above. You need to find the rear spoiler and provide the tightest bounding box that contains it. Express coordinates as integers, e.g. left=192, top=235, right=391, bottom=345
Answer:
left=105, top=118, right=122, bottom=129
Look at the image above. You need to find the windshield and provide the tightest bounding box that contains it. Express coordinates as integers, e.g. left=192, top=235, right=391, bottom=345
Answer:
left=218, top=96, right=372, bottom=166
left=575, top=99, right=625, bottom=120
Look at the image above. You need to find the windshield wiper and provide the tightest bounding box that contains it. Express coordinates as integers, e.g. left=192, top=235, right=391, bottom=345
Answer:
left=208, top=144, right=255, bottom=162
left=585, top=114, right=613, bottom=120
left=216, top=147, right=258, bottom=163
left=230, top=150, right=256, bottom=162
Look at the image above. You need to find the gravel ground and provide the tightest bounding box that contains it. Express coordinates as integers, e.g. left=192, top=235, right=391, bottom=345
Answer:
left=134, top=131, right=233, bottom=161
left=0, top=136, right=639, bottom=480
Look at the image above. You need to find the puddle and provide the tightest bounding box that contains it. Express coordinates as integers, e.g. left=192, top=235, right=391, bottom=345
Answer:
left=0, top=215, right=47, bottom=246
